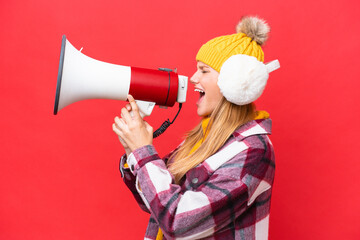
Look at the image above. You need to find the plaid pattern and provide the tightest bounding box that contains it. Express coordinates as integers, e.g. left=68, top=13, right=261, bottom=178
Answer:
left=120, top=119, right=275, bottom=240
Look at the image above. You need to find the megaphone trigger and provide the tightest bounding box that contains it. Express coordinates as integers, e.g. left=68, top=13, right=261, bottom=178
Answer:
left=134, top=100, right=156, bottom=118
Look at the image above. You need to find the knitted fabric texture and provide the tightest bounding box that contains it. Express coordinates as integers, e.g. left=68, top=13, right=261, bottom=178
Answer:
left=196, top=32, right=264, bottom=73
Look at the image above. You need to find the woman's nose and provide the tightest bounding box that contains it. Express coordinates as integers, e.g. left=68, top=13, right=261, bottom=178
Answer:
left=190, top=72, right=199, bottom=84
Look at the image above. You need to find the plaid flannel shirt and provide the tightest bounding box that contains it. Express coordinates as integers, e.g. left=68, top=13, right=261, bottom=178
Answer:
left=120, top=118, right=275, bottom=240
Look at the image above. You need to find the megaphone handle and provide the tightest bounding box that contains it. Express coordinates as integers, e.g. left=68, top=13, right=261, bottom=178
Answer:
left=133, top=100, right=156, bottom=118
left=119, top=100, right=154, bottom=145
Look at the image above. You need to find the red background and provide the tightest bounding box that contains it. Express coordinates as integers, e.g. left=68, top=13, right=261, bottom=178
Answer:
left=1, top=0, right=360, bottom=239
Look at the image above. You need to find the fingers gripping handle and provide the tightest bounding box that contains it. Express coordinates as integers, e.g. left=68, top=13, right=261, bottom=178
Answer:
left=118, top=100, right=155, bottom=146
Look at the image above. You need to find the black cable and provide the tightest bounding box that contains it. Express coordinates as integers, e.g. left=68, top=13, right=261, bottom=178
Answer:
left=153, top=103, right=183, bottom=138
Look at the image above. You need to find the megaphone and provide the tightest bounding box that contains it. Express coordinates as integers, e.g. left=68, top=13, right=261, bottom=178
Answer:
left=54, top=35, right=188, bottom=117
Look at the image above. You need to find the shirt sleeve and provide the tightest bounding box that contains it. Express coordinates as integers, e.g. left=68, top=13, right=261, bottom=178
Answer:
left=119, top=154, right=151, bottom=213
left=119, top=145, right=181, bottom=214
left=126, top=138, right=274, bottom=239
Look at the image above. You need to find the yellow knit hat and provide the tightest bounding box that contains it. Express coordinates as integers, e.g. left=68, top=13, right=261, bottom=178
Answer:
left=196, top=16, right=270, bottom=72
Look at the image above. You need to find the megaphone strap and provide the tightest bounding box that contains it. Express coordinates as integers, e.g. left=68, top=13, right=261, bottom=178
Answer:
left=158, top=68, right=174, bottom=107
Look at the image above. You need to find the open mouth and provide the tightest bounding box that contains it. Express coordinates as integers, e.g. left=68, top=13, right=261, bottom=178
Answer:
left=195, top=89, right=205, bottom=103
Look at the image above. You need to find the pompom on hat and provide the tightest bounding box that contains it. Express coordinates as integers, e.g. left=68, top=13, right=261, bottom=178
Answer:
left=196, top=16, right=280, bottom=105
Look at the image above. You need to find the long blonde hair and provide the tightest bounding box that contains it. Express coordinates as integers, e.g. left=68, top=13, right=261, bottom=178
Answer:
left=168, top=97, right=255, bottom=183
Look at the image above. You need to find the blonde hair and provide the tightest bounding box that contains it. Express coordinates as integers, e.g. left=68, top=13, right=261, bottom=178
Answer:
left=168, top=97, right=255, bottom=183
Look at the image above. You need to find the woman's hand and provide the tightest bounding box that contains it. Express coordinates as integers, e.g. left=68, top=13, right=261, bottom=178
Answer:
left=112, top=95, right=153, bottom=152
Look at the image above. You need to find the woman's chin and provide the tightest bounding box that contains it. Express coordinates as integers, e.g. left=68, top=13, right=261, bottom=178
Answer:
left=196, top=107, right=209, bottom=117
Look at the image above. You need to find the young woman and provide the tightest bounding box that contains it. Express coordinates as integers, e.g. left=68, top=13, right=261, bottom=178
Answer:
left=113, top=16, right=279, bottom=240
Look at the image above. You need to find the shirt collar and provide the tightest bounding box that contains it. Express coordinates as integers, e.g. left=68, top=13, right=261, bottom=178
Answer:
left=232, top=118, right=272, bottom=141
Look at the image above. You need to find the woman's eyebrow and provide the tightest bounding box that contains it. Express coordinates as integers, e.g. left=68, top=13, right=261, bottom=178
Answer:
left=199, top=65, right=209, bottom=69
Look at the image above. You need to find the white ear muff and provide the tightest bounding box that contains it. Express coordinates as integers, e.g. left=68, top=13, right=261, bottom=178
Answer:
left=218, top=54, right=280, bottom=105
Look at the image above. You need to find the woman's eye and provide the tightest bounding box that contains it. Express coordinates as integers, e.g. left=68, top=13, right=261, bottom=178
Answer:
left=201, top=70, right=208, bottom=74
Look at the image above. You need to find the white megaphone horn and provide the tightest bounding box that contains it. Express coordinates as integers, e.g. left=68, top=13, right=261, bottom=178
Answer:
left=54, top=35, right=188, bottom=118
